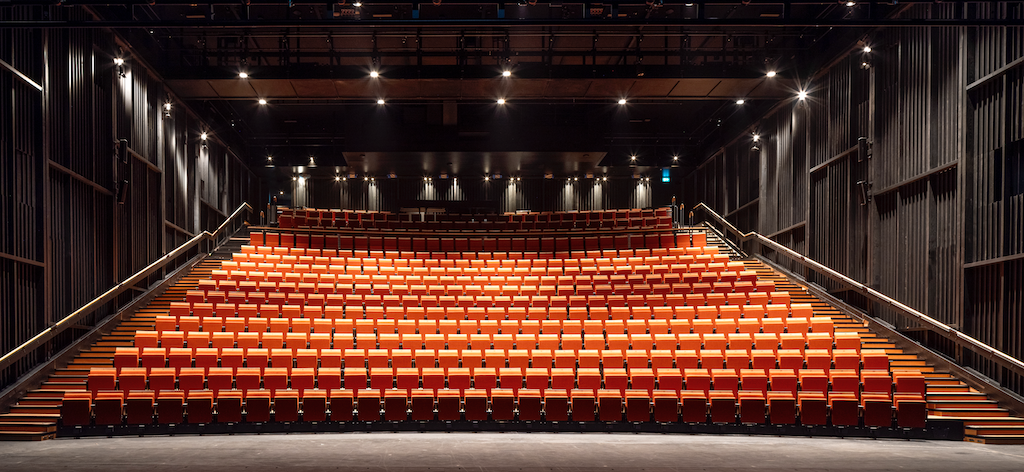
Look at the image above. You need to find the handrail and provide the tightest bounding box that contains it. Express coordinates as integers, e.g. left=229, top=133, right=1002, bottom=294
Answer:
left=0, top=202, right=252, bottom=373
left=692, top=202, right=1024, bottom=378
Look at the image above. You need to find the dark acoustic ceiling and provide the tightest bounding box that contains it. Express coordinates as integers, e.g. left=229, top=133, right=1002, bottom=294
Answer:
left=13, top=1, right=921, bottom=175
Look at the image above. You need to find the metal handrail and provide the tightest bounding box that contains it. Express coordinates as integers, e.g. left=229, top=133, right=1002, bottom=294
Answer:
left=692, top=202, right=1024, bottom=378
left=0, top=202, right=252, bottom=372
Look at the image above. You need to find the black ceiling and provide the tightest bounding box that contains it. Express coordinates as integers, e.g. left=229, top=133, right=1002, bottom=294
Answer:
left=10, top=1, right=925, bottom=174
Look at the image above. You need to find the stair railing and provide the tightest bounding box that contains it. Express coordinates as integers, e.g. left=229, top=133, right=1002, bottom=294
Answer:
left=0, top=202, right=253, bottom=373
left=692, top=202, right=1024, bottom=378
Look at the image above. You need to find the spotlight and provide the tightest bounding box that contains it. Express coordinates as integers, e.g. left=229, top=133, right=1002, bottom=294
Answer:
left=354, top=1, right=362, bottom=6
left=423, top=177, right=428, bottom=182
left=239, top=72, right=249, bottom=79
left=502, top=70, right=512, bottom=77
left=766, top=71, right=777, bottom=78
left=335, top=176, right=341, bottom=181
left=484, top=176, right=490, bottom=181
left=200, top=132, right=208, bottom=141
left=364, top=176, right=369, bottom=181
left=369, top=70, right=379, bottom=78
left=630, top=155, right=637, bottom=160
left=845, top=1, right=855, bottom=7
left=377, top=99, right=385, bottom=105
left=497, top=98, right=506, bottom=105
left=863, top=45, right=871, bottom=53
left=797, top=91, right=808, bottom=101
left=292, top=176, right=297, bottom=181
left=267, top=156, right=273, bottom=162
left=672, top=155, right=679, bottom=161
left=258, top=99, right=267, bottom=105
left=279, top=191, right=284, bottom=195
left=618, top=99, right=627, bottom=105
left=752, top=134, right=760, bottom=142
left=113, top=57, right=124, bottom=66
left=342, top=177, right=347, bottom=181
left=736, top=99, right=745, bottom=105
left=573, top=177, right=578, bottom=182
left=164, top=103, right=172, bottom=111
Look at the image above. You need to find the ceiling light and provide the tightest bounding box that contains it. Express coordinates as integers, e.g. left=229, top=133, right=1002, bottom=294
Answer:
left=752, top=134, right=760, bottom=142
left=369, top=70, right=379, bottom=78
left=335, top=176, right=341, bottom=181
left=630, top=155, right=637, bottom=160
left=573, top=177, right=578, bottom=181
left=766, top=71, right=777, bottom=78
left=354, top=1, right=362, bottom=6
left=238, top=72, right=249, bottom=79
left=377, top=99, right=385, bottom=105
left=279, top=191, right=284, bottom=195
left=863, top=45, right=871, bottom=53
left=164, top=103, right=172, bottom=111
left=267, top=156, right=273, bottom=162
left=113, top=57, right=124, bottom=66
left=797, top=91, right=808, bottom=101
left=484, top=176, right=490, bottom=181
left=736, top=99, right=745, bottom=105
left=502, top=70, right=512, bottom=77
left=364, top=176, right=369, bottom=181
left=602, top=176, right=607, bottom=181
left=258, top=99, right=267, bottom=105
left=845, top=1, right=856, bottom=7
left=200, top=132, right=208, bottom=141
left=342, top=177, right=347, bottom=181
left=618, top=99, right=627, bottom=105
left=423, top=177, right=428, bottom=182
left=497, top=98, right=506, bottom=105
left=672, top=155, right=679, bottom=160
left=292, top=176, right=297, bottom=181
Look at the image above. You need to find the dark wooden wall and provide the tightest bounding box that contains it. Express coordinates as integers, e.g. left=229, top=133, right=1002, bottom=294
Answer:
left=685, top=3, right=1024, bottom=394
left=0, top=5, right=259, bottom=387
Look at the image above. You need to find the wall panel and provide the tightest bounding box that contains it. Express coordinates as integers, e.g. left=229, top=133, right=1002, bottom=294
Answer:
left=685, top=3, right=1024, bottom=395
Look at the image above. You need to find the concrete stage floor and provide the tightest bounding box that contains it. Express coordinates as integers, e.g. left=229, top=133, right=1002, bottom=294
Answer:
left=1, top=433, right=1022, bottom=471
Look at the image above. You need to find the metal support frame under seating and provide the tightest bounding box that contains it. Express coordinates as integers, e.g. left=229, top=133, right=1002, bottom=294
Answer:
left=691, top=202, right=1024, bottom=381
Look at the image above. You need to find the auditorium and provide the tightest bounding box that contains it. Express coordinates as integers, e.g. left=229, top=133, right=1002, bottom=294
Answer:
left=1, top=1, right=1023, bottom=470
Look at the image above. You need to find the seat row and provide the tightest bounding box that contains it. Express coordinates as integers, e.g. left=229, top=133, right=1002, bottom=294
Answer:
left=250, top=231, right=703, bottom=253
left=89, top=367, right=921, bottom=401
left=211, top=270, right=749, bottom=287
left=63, top=387, right=926, bottom=428
left=230, top=251, right=727, bottom=268
left=150, top=315, right=836, bottom=337
left=135, top=328, right=856, bottom=354
left=115, top=346, right=886, bottom=374
left=256, top=231, right=683, bottom=251
left=241, top=239, right=712, bottom=259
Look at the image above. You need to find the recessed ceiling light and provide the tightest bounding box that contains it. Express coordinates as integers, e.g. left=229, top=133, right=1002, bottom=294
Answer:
left=502, top=70, right=512, bottom=77
left=335, top=176, right=340, bottom=181
left=200, top=132, right=208, bottom=141
left=752, top=134, right=760, bottom=142
left=863, top=46, right=872, bottom=53
left=239, top=72, right=249, bottom=79
left=672, top=155, right=679, bottom=160
left=766, top=71, right=777, bottom=78
left=369, top=70, right=379, bottom=78
left=797, top=91, right=808, bottom=101
left=377, top=99, right=385, bottom=105
left=630, top=155, right=637, bottom=160
left=846, top=1, right=856, bottom=7
left=497, top=98, right=506, bottom=105
left=354, top=2, right=362, bottom=7
left=618, top=99, right=627, bottom=105
left=258, top=99, right=267, bottom=105
left=736, top=99, right=745, bottom=105
left=164, top=103, right=171, bottom=111
left=113, top=57, right=124, bottom=66
left=279, top=191, right=284, bottom=195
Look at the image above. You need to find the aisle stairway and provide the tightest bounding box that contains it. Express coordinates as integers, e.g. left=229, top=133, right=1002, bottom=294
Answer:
left=0, top=231, right=250, bottom=440
left=1, top=227, right=1022, bottom=442
left=700, top=230, right=1024, bottom=445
